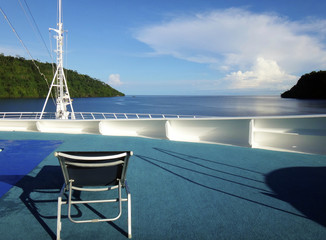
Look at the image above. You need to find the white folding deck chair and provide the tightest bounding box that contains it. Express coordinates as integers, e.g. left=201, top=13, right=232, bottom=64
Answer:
left=55, top=151, right=133, bottom=239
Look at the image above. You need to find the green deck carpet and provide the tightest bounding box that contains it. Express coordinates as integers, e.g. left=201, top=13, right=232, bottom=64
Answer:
left=0, top=131, right=325, bottom=239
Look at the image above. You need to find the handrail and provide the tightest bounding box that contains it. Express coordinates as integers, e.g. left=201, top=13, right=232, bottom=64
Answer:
left=0, top=112, right=200, bottom=120
left=1, top=112, right=326, bottom=120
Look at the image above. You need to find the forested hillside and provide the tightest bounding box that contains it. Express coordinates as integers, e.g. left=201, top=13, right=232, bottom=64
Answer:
left=281, top=71, right=326, bottom=99
left=0, top=54, right=124, bottom=98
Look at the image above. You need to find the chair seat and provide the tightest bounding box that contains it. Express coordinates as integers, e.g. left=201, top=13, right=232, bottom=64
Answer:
left=55, top=151, right=133, bottom=239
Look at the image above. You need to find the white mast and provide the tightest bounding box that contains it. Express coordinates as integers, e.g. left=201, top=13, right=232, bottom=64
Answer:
left=40, top=0, right=75, bottom=119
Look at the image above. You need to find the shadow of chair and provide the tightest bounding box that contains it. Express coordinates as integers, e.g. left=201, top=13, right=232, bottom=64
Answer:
left=0, top=165, right=63, bottom=239
left=55, top=151, right=133, bottom=239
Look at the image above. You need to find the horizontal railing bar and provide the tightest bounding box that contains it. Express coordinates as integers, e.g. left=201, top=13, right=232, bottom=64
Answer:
left=2, top=112, right=325, bottom=120
left=0, top=112, right=204, bottom=120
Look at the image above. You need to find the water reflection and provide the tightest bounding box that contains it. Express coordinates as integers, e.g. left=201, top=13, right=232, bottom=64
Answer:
left=0, top=96, right=326, bottom=117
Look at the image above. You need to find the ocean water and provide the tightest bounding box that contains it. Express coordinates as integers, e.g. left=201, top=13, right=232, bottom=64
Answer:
left=1, top=95, right=326, bottom=117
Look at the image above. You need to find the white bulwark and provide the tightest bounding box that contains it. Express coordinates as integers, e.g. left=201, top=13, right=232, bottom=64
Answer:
left=0, top=114, right=325, bottom=155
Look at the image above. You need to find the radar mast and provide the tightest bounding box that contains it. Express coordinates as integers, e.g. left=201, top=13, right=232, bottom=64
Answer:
left=40, top=0, right=75, bottom=119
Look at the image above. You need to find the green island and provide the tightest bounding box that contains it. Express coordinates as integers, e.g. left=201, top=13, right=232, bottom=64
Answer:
left=281, top=70, right=326, bottom=99
left=0, top=54, right=124, bottom=98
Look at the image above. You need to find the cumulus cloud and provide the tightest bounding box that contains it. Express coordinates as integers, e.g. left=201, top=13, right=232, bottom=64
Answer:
left=108, top=74, right=123, bottom=86
left=134, top=8, right=326, bottom=90
left=225, top=57, right=297, bottom=90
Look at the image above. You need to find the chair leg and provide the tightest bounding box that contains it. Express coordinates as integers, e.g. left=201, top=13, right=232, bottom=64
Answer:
left=57, top=195, right=62, bottom=240
left=128, top=192, right=132, bottom=238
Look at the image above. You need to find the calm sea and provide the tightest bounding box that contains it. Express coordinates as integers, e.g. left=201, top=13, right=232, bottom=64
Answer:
left=1, top=95, right=326, bottom=117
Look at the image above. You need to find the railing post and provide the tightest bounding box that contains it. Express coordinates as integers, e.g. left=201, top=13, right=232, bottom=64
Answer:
left=249, top=119, right=254, bottom=148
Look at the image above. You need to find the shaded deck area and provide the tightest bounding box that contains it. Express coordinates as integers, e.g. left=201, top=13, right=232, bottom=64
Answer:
left=0, top=131, right=326, bottom=239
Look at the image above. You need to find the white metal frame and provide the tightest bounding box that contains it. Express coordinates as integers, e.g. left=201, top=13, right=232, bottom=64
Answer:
left=0, top=112, right=199, bottom=120
left=40, top=0, right=74, bottom=120
left=1, top=114, right=326, bottom=155
left=55, top=151, right=133, bottom=239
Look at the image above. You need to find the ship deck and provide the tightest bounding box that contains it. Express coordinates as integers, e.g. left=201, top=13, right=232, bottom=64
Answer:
left=0, top=131, right=325, bottom=239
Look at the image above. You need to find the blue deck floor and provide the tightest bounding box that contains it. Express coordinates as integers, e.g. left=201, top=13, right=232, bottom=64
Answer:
left=0, top=131, right=325, bottom=239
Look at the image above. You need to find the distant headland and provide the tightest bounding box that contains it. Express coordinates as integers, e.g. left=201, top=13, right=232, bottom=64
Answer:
left=0, top=54, right=124, bottom=98
left=281, top=71, right=326, bottom=99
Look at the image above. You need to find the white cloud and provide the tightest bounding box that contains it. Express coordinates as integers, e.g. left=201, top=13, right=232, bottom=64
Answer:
left=108, top=74, right=123, bottom=86
left=224, top=57, right=297, bottom=90
left=135, top=8, right=326, bottom=90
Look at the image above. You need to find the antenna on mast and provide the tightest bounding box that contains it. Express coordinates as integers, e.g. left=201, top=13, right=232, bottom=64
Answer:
left=40, top=0, right=75, bottom=119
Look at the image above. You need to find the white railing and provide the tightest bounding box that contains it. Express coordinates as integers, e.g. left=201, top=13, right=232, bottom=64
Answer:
left=0, top=112, right=200, bottom=120
left=1, top=112, right=325, bottom=155
left=74, top=112, right=200, bottom=120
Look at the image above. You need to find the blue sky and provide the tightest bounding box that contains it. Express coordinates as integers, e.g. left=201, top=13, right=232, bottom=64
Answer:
left=1, top=0, right=326, bottom=95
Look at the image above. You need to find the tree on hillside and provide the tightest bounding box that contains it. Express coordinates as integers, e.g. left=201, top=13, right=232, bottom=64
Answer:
left=281, top=71, right=326, bottom=99
left=0, top=54, right=124, bottom=98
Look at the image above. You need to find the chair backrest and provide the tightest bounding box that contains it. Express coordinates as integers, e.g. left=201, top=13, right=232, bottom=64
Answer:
left=55, top=151, right=132, bottom=187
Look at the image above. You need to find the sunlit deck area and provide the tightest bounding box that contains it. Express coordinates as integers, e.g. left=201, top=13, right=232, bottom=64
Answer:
left=0, top=131, right=325, bottom=239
